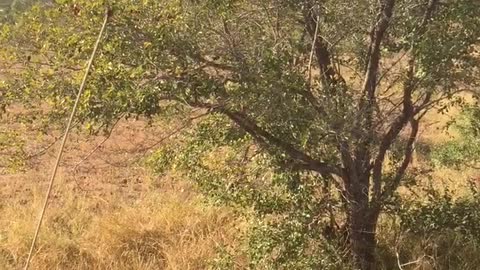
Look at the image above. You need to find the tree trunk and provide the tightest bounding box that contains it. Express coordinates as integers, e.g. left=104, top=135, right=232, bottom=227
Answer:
left=348, top=182, right=380, bottom=270
left=350, top=211, right=377, bottom=270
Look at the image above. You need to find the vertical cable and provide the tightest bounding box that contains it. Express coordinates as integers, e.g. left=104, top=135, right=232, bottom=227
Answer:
left=23, top=8, right=110, bottom=270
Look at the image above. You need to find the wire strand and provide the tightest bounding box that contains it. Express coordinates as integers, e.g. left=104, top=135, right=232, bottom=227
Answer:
left=23, top=8, right=110, bottom=270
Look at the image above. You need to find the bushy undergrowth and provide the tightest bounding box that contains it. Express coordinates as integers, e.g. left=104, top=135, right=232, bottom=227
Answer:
left=392, top=186, right=480, bottom=270
left=210, top=185, right=480, bottom=270
left=144, top=110, right=480, bottom=269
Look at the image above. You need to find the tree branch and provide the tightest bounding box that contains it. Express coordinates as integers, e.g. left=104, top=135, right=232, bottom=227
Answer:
left=372, top=56, right=415, bottom=201
left=303, top=3, right=345, bottom=89
left=371, top=0, right=440, bottom=202
left=356, top=0, right=397, bottom=181
left=381, top=118, right=419, bottom=200
left=216, top=108, right=342, bottom=177
left=361, top=0, right=396, bottom=101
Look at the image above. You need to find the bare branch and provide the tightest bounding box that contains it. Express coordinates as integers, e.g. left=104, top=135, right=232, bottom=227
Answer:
left=356, top=0, right=397, bottom=181
left=381, top=118, right=419, bottom=200
left=377, top=50, right=409, bottom=86
left=303, top=4, right=345, bottom=89
left=307, top=15, right=321, bottom=89
left=25, top=121, right=82, bottom=159
left=371, top=0, right=441, bottom=202
left=137, top=112, right=208, bottom=154
left=71, top=117, right=123, bottom=173
left=361, top=0, right=396, bottom=99
left=372, top=56, right=415, bottom=201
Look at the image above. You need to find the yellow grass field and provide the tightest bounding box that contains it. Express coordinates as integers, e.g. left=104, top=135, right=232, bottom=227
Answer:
left=0, top=118, right=246, bottom=269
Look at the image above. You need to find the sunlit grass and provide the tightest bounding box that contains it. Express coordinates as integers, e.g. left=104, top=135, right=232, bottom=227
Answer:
left=0, top=183, right=244, bottom=270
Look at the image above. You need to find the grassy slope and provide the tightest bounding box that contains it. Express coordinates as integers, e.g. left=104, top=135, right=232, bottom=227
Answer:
left=0, top=95, right=476, bottom=269
left=0, top=117, right=245, bottom=269
left=415, top=94, right=478, bottom=196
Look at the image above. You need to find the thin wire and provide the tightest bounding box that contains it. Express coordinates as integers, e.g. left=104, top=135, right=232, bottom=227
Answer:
left=23, top=8, right=110, bottom=270
left=307, top=15, right=320, bottom=87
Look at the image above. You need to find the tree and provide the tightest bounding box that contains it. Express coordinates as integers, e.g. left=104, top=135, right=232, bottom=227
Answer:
left=1, top=0, right=479, bottom=269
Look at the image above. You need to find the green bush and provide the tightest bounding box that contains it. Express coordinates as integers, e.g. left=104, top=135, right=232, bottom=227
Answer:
left=393, top=187, right=480, bottom=269
left=430, top=106, right=480, bottom=168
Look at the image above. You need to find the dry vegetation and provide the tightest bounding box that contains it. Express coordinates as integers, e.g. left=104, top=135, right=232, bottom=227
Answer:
left=0, top=98, right=476, bottom=269
left=0, top=117, right=245, bottom=269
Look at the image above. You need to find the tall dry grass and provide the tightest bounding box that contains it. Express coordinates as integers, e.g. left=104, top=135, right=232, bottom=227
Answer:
left=0, top=184, right=243, bottom=270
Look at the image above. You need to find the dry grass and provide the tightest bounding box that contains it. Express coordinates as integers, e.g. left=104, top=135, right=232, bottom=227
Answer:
left=375, top=214, right=480, bottom=270
left=0, top=117, right=245, bottom=270
left=0, top=185, right=242, bottom=270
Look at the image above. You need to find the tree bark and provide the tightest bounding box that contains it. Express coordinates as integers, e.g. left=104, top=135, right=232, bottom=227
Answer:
left=350, top=223, right=376, bottom=270
left=348, top=178, right=380, bottom=270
